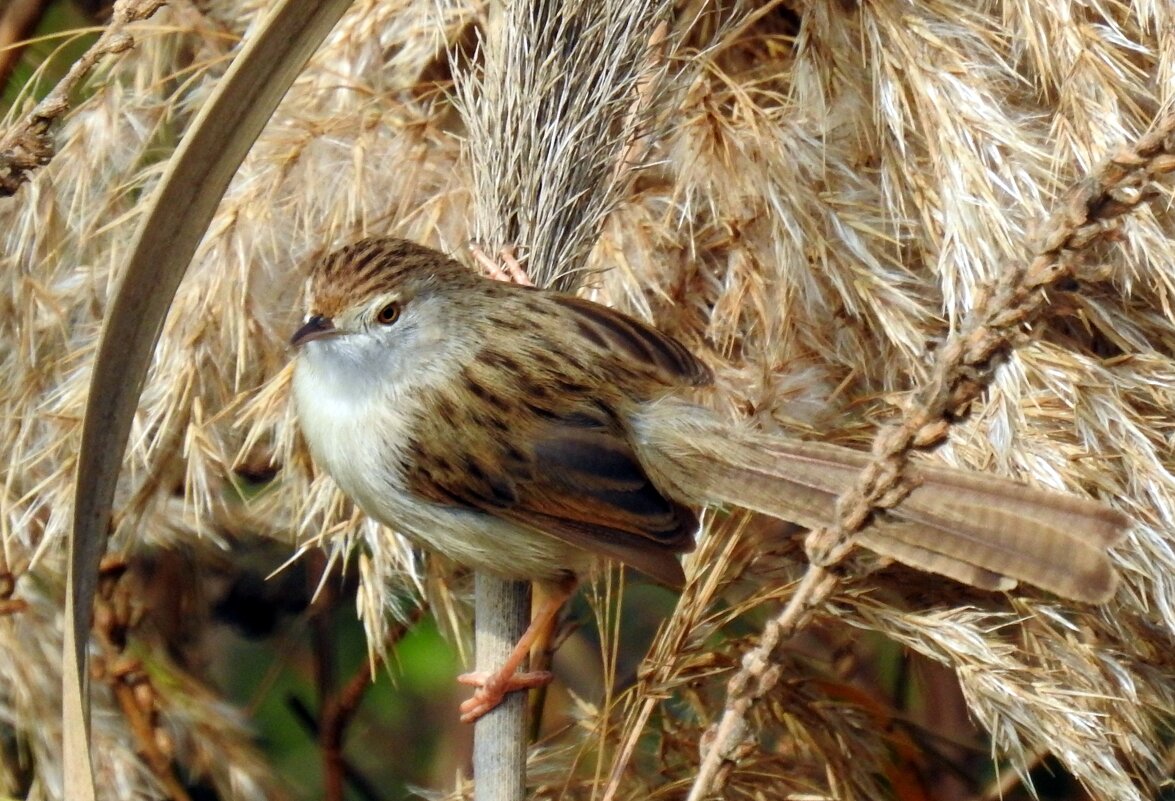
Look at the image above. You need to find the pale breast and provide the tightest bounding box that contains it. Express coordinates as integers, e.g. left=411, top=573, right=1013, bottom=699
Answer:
left=292, top=341, right=589, bottom=581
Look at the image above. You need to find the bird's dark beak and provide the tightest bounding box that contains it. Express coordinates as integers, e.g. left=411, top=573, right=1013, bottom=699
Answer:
left=290, top=315, right=338, bottom=347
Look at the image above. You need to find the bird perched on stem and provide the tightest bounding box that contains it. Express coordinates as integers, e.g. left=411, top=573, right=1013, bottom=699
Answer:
left=289, top=236, right=1127, bottom=721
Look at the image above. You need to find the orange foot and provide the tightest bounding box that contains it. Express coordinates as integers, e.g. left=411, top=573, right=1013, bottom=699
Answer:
left=470, top=243, right=533, bottom=286
left=457, top=668, right=553, bottom=723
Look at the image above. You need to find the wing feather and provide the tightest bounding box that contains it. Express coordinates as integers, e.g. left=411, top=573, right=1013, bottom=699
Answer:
left=553, top=295, right=713, bottom=387
left=406, top=399, right=696, bottom=587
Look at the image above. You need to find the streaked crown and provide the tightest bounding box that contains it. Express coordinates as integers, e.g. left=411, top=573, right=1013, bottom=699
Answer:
left=306, top=237, right=474, bottom=320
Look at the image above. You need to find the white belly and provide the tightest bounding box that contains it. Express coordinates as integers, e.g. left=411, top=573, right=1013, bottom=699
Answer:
left=292, top=346, right=588, bottom=581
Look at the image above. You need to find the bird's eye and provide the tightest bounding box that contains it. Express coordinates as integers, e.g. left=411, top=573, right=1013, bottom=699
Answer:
left=376, top=302, right=401, bottom=325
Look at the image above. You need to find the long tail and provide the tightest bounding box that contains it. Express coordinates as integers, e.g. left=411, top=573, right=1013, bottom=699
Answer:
left=635, top=401, right=1127, bottom=602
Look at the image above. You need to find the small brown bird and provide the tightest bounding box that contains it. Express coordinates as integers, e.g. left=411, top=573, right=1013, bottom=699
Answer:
left=290, top=237, right=1127, bottom=721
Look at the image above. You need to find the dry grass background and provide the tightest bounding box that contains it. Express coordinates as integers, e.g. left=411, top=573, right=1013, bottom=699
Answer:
left=0, top=0, right=1173, bottom=799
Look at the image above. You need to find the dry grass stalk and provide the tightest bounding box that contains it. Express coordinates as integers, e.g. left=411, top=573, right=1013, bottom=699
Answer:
left=0, top=0, right=1172, bottom=799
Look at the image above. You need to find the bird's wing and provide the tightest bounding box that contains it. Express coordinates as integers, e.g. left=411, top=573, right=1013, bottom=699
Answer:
left=405, top=396, right=695, bottom=587
left=550, top=294, right=713, bottom=388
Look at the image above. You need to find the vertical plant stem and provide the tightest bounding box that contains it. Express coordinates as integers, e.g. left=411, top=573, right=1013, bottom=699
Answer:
left=473, top=574, right=529, bottom=801
left=65, top=3, right=354, bottom=798
left=454, top=1, right=675, bottom=795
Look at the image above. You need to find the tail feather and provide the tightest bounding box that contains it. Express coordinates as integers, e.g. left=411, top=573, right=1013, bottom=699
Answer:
left=853, top=529, right=1014, bottom=592
left=636, top=404, right=1127, bottom=603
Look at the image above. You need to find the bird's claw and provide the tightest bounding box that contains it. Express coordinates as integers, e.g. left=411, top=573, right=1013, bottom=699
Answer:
left=457, top=669, right=553, bottom=723
left=471, top=243, right=533, bottom=286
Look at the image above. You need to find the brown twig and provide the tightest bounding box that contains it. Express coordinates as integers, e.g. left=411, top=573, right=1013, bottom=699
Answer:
left=286, top=697, right=384, bottom=801
left=0, top=0, right=166, bottom=196
left=0, top=569, right=25, bottom=615
left=686, top=111, right=1175, bottom=801
left=0, top=0, right=51, bottom=92
left=306, top=551, right=342, bottom=801
left=93, top=556, right=192, bottom=801
left=289, top=594, right=429, bottom=801
left=318, top=600, right=427, bottom=801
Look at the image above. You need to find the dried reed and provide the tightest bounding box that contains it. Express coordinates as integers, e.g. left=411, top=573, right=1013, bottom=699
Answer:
left=0, top=0, right=1171, bottom=799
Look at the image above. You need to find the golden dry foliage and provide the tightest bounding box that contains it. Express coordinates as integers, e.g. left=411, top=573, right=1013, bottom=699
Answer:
left=0, top=1, right=1173, bottom=800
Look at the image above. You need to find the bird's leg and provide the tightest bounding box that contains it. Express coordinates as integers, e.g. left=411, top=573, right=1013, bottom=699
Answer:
left=457, top=578, right=574, bottom=724
left=471, top=243, right=533, bottom=286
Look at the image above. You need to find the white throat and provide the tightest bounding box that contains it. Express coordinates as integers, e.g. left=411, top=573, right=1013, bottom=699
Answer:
left=291, top=310, right=464, bottom=514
